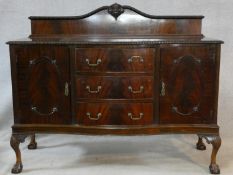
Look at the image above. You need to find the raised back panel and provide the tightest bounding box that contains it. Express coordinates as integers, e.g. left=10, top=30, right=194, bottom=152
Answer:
left=29, top=3, right=203, bottom=38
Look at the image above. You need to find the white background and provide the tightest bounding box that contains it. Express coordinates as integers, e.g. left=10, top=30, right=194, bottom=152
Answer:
left=0, top=0, right=233, bottom=174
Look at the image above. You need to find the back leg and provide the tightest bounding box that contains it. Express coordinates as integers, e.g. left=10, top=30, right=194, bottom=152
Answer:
left=196, top=135, right=206, bottom=150
left=28, top=134, right=37, bottom=150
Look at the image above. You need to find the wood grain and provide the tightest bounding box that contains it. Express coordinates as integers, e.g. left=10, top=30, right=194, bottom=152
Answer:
left=159, top=45, right=217, bottom=124
left=75, top=47, right=155, bottom=73
left=10, top=45, right=71, bottom=124
left=75, top=102, right=153, bottom=125
left=76, top=76, right=153, bottom=99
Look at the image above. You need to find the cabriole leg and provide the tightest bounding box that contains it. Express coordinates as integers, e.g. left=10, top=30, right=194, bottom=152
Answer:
left=202, top=135, right=222, bottom=174
left=10, top=133, right=27, bottom=174
left=28, top=134, right=37, bottom=150
left=196, top=135, right=206, bottom=150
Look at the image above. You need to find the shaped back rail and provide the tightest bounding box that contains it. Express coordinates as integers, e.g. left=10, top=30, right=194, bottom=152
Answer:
left=29, top=3, right=203, bottom=38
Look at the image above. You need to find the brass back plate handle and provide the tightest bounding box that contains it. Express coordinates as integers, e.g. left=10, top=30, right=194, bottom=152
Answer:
left=86, top=58, right=102, bottom=67
left=86, top=85, right=102, bottom=94
left=86, top=112, right=102, bottom=120
left=128, top=113, right=144, bottom=120
left=128, top=56, right=144, bottom=63
left=128, top=86, right=144, bottom=94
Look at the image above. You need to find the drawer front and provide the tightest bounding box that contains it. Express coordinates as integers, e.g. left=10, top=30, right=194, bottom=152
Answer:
left=76, top=76, right=153, bottom=99
left=76, top=103, right=153, bottom=125
left=75, top=48, right=154, bottom=72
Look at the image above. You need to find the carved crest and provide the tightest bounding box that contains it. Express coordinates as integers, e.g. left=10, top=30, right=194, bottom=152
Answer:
left=108, top=3, right=124, bottom=20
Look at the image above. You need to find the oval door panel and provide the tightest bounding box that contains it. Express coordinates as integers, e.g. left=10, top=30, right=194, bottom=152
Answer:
left=28, top=56, right=62, bottom=116
left=168, top=55, right=204, bottom=116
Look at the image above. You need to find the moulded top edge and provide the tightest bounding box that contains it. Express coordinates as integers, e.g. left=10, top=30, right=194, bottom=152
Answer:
left=29, top=15, right=204, bottom=20
left=28, top=3, right=204, bottom=20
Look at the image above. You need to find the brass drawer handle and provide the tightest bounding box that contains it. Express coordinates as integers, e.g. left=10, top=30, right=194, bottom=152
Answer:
left=31, top=106, right=58, bottom=116
left=85, top=58, right=102, bottom=67
left=86, top=85, right=102, bottom=94
left=128, top=86, right=144, bottom=94
left=128, top=56, right=144, bottom=63
left=86, top=112, right=102, bottom=120
left=128, top=113, right=144, bottom=120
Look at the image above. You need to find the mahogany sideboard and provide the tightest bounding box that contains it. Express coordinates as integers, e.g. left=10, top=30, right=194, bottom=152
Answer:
left=7, top=3, right=223, bottom=174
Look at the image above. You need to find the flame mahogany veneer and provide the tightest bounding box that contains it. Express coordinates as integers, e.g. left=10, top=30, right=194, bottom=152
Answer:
left=7, top=3, right=223, bottom=174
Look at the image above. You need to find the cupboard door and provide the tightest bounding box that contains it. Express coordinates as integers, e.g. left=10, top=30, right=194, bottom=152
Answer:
left=11, top=45, right=71, bottom=124
left=159, top=45, right=217, bottom=124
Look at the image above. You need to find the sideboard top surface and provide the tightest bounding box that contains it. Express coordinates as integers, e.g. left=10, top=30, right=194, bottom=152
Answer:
left=7, top=36, right=223, bottom=45
left=7, top=3, right=223, bottom=44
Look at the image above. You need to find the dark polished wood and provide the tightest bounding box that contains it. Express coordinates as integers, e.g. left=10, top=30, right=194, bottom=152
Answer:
left=76, top=76, right=153, bottom=99
left=76, top=102, right=153, bottom=125
left=10, top=45, right=71, bottom=124
left=75, top=47, right=155, bottom=73
left=159, top=45, right=217, bottom=124
left=12, top=124, right=219, bottom=135
left=200, top=135, right=222, bottom=174
left=7, top=3, right=223, bottom=174
left=196, top=135, right=206, bottom=150
left=10, top=134, right=28, bottom=174
left=28, top=134, right=37, bottom=149
left=29, top=4, right=203, bottom=38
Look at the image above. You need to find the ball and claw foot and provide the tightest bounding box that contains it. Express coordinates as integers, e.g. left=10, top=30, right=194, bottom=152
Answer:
left=196, top=137, right=206, bottom=150
left=28, top=141, right=37, bottom=149
left=11, top=163, right=23, bottom=174
left=209, top=163, right=220, bottom=174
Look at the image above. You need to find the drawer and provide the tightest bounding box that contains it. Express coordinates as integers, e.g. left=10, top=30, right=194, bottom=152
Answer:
left=76, top=76, right=153, bottom=99
left=76, top=102, right=153, bottom=125
left=75, top=48, right=154, bottom=72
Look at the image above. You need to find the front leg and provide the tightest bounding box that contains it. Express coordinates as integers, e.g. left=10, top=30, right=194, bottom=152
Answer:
left=202, top=135, right=222, bottom=174
left=10, top=133, right=28, bottom=174
left=28, top=134, right=37, bottom=150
